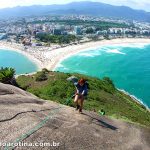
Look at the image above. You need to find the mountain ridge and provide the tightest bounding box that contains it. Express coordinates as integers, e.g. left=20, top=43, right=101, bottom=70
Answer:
left=0, top=1, right=150, bottom=22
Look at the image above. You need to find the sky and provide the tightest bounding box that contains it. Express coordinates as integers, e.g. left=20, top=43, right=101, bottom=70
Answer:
left=0, top=0, right=150, bottom=12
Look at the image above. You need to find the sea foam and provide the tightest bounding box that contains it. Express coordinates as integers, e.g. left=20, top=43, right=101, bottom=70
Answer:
left=78, top=50, right=101, bottom=57
left=106, top=49, right=126, bottom=55
left=119, top=89, right=149, bottom=109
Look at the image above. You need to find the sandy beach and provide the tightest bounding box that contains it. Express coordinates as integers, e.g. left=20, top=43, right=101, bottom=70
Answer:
left=0, top=38, right=150, bottom=71
left=0, top=38, right=150, bottom=110
left=47, top=38, right=150, bottom=70
left=0, top=42, right=43, bottom=71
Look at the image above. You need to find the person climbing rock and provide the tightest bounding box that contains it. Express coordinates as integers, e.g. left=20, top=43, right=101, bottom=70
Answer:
left=74, top=78, right=88, bottom=113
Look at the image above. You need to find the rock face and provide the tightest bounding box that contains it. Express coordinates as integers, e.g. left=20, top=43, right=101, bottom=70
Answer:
left=0, top=83, right=150, bottom=150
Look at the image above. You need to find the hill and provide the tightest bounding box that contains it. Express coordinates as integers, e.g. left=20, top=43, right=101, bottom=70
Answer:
left=0, top=82, right=150, bottom=150
left=0, top=1, right=150, bottom=22
left=16, top=71, right=150, bottom=127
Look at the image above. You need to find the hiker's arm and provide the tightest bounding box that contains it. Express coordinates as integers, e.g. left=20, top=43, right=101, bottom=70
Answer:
left=81, top=85, right=87, bottom=95
left=81, top=90, right=85, bottom=95
left=76, top=87, right=79, bottom=94
left=74, top=83, right=79, bottom=95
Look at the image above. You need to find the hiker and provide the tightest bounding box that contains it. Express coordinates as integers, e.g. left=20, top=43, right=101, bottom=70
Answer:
left=74, top=78, right=88, bottom=113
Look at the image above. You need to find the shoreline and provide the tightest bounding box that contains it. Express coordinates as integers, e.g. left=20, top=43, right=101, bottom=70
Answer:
left=1, top=38, right=150, bottom=71
left=119, top=89, right=150, bottom=112
left=0, top=38, right=150, bottom=110
left=47, top=38, right=150, bottom=70
left=0, top=42, right=44, bottom=72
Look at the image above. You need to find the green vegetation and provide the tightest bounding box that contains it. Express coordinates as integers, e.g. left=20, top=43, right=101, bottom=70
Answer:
left=103, top=35, right=110, bottom=40
left=36, top=34, right=76, bottom=44
left=29, top=20, right=131, bottom=30
left=16, top=71, right=150, bottom=127
left=0, top=67, right=15, bottom=84
left=35, top=71, right=48, bottom=81
left=86, top=28, right=94, bottom=34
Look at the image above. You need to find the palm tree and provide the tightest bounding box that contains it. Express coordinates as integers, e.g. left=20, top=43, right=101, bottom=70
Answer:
left=0, top=67, right=16, bottom=84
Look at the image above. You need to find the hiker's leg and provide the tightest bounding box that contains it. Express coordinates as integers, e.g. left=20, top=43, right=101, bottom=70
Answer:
left=79, top=96, right=84, bottom=113
left=74, top=95, right=80, bottom=110
left=74, top=94, right=79, bottom=104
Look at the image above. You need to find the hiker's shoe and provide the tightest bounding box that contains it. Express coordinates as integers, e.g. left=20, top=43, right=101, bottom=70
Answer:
left=76, top=105, right=80, bottom=110
left=79, top=108, right=82, bottom=113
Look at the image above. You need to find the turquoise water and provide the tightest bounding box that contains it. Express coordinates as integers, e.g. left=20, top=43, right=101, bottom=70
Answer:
left=0, top=49, right=38, bottom=74
left=55, top=43, right=150, bottom=108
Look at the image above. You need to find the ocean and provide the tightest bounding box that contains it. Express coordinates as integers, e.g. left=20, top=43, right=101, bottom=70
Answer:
left=0, top=49, right=38, bottom=74
left=55, top=43, right=150, bottom=108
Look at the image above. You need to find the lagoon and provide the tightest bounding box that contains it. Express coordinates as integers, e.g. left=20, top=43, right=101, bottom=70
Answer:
left=0, top=49, right=38, bottom=74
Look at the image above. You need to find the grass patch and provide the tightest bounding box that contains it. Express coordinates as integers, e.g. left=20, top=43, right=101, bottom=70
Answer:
left=16, top=71, right=150, bottom=127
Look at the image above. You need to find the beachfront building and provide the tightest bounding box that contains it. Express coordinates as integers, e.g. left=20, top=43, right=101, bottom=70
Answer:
left=52, top=29, right=62, bottom=35
left=0, top=33, right=7, bottom=40
left=142, top=30, right=150, bottom=36
left=96, top=30, right=107, bottom=36
left=74, top=26, right=81, bottom=35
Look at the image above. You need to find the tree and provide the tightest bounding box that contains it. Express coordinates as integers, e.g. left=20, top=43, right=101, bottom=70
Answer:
left=90, top=35, right=99, bottom=41
left=0, top=67, right=16, bottom=84
left=103, top=77, right=115, bottom=88
left=35, top=71, right=48, bottom=81
left=36, top=34, right=77, bottom=44
left=86, top=28, right=94, bottom=34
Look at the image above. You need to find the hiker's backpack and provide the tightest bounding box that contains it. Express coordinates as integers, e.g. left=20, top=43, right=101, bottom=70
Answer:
left=85, top=81, right=90, bottom=90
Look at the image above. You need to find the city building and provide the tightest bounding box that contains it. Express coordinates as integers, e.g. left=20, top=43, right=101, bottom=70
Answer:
left=0, top=33, right=7, bottom=40
left=52, top=29, right=62, bottom=35
left=74, top=26, right=81, bottom=35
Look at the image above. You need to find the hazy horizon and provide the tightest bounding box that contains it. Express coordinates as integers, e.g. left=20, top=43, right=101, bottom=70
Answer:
left=0, top=0, right=150, bottom=12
